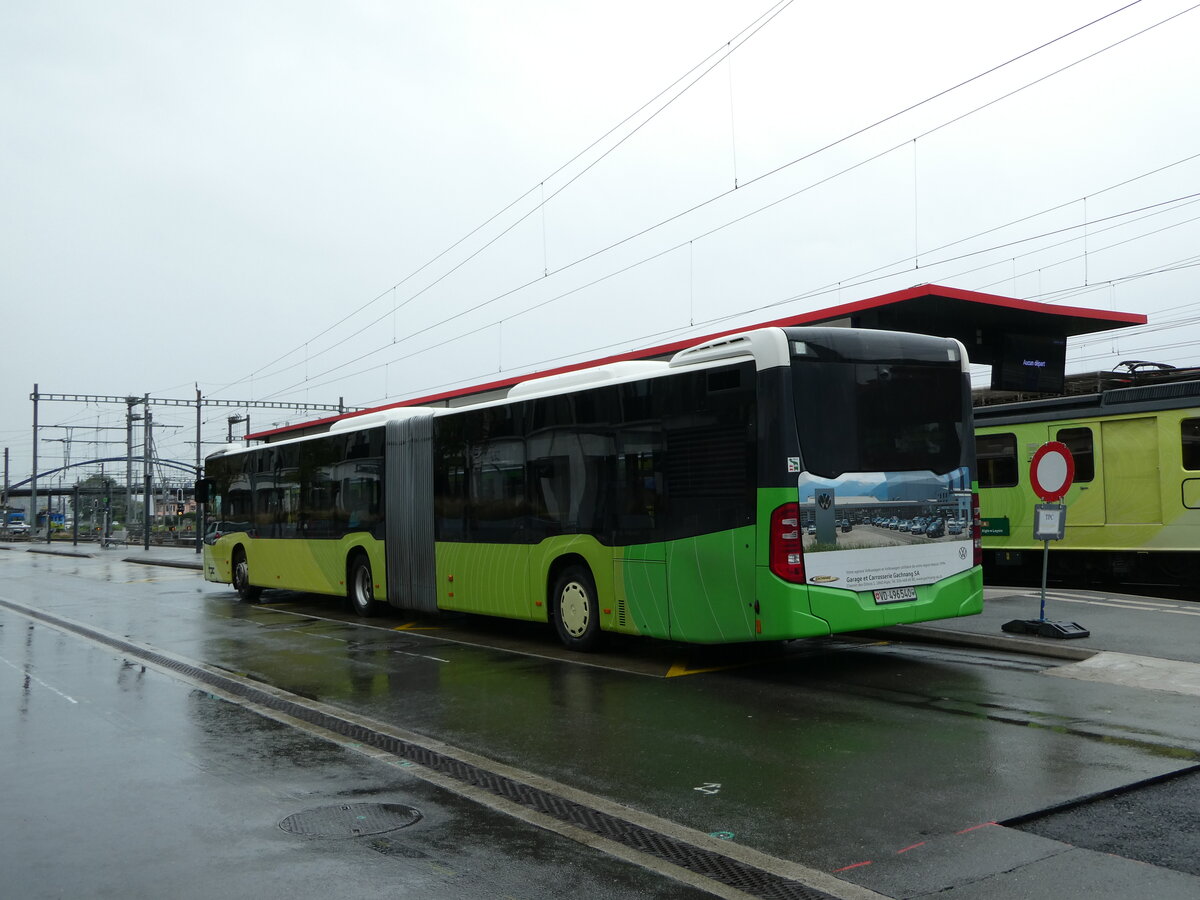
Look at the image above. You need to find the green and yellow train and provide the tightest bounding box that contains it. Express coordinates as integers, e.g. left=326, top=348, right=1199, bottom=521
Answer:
left=974, top=371, right=1200, bottom=583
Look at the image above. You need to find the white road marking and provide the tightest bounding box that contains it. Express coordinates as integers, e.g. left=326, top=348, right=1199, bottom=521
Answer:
left=0, top=652, right=79, bottom=704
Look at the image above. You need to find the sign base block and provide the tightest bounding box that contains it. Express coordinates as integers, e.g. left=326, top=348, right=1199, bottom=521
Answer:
left=1002, top=618, right=1091, bottom=639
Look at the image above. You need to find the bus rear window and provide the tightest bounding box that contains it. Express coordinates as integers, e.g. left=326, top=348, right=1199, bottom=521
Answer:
left=792, top=360, right=964, bottom=478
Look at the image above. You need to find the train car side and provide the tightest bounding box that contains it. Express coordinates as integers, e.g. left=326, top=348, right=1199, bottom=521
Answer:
left=974, top=380, right=1200, bottom=583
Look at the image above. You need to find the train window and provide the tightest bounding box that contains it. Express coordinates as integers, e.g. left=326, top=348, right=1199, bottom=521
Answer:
left=1056, top=427, right=1094, bottom=482
left=975, top=432, right=1017, bottom=488
left=1183, top=418, right=1200, bottom=470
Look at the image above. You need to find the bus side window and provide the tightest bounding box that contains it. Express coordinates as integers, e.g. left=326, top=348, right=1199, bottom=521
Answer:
left=433, top=417, right=468, bottom=540
left=1056, top=427, right=1094, bottom=482
left=526, top=399, right=578, bottom=536
left=471, top=436, right=527, bottom=541
left=616, top=435, right=663, bottom=540
left=300, top=436, right=341, bottom=538
left=658, top=365, right=755, bottom=538
left=273, top=445, right=301, bottom=539
left=524, top=389, right=620, bottom=540
left=1183, top=418, right=1200, bottom=470
left=975, top=433, right=1017, bottom=488
left=251, top=449, right=276, bottom=536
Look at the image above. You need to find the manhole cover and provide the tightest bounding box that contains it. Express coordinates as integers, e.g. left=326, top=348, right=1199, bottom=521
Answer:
left=279, top=803, right=422, bottom=838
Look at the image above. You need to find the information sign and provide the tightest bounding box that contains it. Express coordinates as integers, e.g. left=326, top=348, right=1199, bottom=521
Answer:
left=1033, top=503, right=1066, bottom=540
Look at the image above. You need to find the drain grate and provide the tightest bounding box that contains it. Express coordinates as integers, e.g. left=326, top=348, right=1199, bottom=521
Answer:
left=0, top=598, right=846, bottom=900
left=280, top=802, right=422, bottom=838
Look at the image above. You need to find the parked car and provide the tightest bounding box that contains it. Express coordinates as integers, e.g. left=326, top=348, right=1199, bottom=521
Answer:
left=925, top=519, right=945, bottom=538
left=4, top=521, right=29, bottom=535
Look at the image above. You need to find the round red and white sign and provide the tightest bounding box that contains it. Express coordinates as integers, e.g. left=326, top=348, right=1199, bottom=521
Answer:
left=1029, top=441, right=1074, bottom=502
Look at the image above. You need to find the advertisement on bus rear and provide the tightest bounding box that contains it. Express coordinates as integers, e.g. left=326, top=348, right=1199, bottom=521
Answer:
left=797, top=469, right=973, bottom=596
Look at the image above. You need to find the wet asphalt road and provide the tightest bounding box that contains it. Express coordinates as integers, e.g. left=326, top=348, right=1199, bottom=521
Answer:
left=3, top=544, right=1200, bottom=899
left=0, top=621, right=721, bottom=900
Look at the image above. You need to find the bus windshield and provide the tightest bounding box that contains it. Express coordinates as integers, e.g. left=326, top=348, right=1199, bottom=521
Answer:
left=792, top=359, right=965, bottom=478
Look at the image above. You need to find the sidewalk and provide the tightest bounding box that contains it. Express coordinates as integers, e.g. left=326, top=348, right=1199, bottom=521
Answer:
left=0, top=539, right=203, bottom=570
left=886, top=583, right=1200, bottom=667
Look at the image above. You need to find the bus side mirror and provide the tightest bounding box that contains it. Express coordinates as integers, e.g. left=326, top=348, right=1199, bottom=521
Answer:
left=195, top=479, right=212, bottom=504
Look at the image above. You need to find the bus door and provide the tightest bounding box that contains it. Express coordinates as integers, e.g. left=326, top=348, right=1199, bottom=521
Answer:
left=612, top=431, right=671, bottom=639
left=666, top=532, right=757, bottom=643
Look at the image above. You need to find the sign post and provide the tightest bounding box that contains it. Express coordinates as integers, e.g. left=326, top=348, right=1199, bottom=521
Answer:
left=814, top=488, right=836, bottom=545
left=1002, top=442, right=1090, bottom=639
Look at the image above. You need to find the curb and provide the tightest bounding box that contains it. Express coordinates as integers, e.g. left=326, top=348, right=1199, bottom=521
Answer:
left=867, top=623, right=1096, bottom=661
left=26, top=547, right=96, bottom=560
left=123, top=557, right=203, bottom=571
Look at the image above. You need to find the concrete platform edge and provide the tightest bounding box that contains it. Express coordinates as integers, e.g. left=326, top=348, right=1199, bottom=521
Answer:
left=865, top=623, right=1097, bottom=662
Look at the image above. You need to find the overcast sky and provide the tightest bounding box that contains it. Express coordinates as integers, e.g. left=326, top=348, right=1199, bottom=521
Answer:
left=4, top=0, right=1200, bottom=487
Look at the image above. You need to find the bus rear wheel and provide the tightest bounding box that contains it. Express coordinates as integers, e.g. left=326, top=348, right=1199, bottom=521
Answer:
left=232, top=549, right=261, bottom=602
left=552, top=566, right=601, bottom=652
left=348, top=555, right=379, bottom=617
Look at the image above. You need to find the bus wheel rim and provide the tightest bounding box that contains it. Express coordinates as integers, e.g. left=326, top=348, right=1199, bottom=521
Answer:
left=560, top=582, right=589, bottom=637
left=355, top=567, right=372, bottom=605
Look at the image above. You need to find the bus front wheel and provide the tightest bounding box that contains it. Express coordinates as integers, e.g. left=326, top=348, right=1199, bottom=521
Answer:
left=552, top=566, right=601, bottom=652
left=232, top=549, right=261, bottom=602
left=348, top=555, right=379, bottom=617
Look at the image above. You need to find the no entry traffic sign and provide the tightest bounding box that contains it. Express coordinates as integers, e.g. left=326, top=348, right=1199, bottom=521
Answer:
left=1002, top=440, right=1088, bottom=639
left=1029, top=441, right=1074, bottom=502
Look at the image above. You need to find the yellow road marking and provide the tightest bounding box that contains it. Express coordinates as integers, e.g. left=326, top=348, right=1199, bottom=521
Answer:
left=665, top=660, right=748, bottom=678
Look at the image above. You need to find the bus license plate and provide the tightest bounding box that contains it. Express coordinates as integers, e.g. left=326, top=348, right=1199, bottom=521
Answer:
left=874, top=586, right=917, bottom=604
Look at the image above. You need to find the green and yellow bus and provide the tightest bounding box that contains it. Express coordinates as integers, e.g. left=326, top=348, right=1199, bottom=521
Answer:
left=201, top=326, right=983, bottom=650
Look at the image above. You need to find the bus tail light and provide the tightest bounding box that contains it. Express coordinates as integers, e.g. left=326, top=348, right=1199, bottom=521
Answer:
left=770, top=502, right=806, bottom=584
left=971, top=492, right=982, bottom=566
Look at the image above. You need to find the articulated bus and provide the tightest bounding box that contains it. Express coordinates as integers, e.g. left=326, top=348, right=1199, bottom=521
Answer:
left=200, top=326, right=983, bottom=650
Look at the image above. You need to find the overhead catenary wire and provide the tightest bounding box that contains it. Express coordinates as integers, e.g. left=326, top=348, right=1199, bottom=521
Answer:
left=216, top=0, right=800, bottom=395
left=952, top=199, right=1200, bottom=291
left=250, top=0, right=1160, bottom=401
left=271, top=197, right=1200, bottom=405
left=250, top=152, right=1200, bottom=401
left=258, top=3, right=1185, bottom=404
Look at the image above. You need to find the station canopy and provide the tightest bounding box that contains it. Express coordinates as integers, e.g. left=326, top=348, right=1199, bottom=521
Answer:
left=251, top=284, right=1146, bottom=441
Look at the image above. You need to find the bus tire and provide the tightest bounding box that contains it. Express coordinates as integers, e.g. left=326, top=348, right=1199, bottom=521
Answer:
left=232, top=548, right=261, bottom=602
left=551, top=565, right=601, bottom=652
left=348, top=554, right=379, bottom=618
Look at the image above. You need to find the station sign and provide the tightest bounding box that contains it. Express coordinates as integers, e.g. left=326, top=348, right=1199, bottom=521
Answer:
left=979, top=517, right=1009, bottom=536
